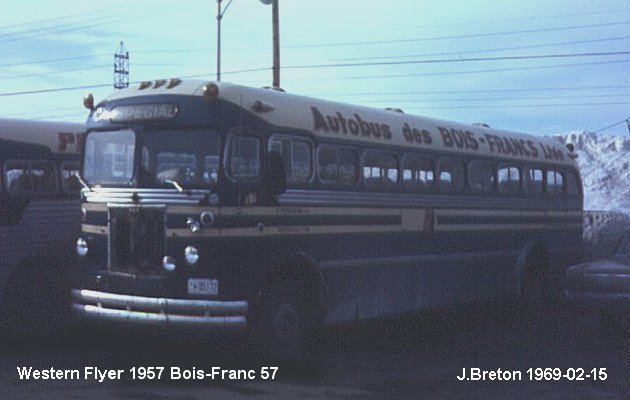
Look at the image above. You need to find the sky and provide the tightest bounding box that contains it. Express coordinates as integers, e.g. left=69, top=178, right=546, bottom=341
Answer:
left=0, top=0, right=629, bottom=136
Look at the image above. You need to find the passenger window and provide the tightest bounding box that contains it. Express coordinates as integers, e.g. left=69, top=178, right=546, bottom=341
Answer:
left=5, top=160, right=57, bottom=194
left=270, top=137, right=312, bottom=183
left=525, top=168, right=544, bottom=195
left=228, top=135, right=261, bottom=178
left=339, top=149, right=359, bottom=184
left=317, top=146, right=338, bottom=182
left=498, top=165, right=520, bottom=195
left=5, top=162, right=30, bottom=193
left=403, top=155, right=434, bottom=190
left=546, top=170, right=563, bottom=196
left=438, top=158, right=465, bottom=192
left=468, top=161, right=495, bottom=193
left=363, top=151, right=398, bottom=187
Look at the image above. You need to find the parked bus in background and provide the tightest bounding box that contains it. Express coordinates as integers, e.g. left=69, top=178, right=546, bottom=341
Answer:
left=72, top=80, right=583, bottom=357
left=0, top=118, right=83, bottom=337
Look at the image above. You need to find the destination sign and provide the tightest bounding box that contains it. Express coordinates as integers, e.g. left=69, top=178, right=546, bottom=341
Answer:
left=93, top=103, right=178, bottom=122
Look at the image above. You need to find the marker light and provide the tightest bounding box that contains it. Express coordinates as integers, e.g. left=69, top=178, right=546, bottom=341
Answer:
left=167, top=78, right=182, bottom=89
left=162, top=256, right=176, bottom=272
left=76, top=238, right=88, bottom=257
left=202, top=83, right=219, bottom=105
left=139, top=81, right=152, bottom=90
left=83, top=93, right=94, bottom=111
left=185, top=246, right=199, bottom=265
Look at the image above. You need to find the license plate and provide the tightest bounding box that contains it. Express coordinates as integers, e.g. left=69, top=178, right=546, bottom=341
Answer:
left=187, top=278, right=219, bottom=296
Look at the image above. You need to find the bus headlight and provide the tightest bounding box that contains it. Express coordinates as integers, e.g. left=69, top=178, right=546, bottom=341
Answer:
left=76, top=238, right=88, bottom=257
left=162, top=256, right=177, bottom=272
left=185, top=246, right=199, bottom=265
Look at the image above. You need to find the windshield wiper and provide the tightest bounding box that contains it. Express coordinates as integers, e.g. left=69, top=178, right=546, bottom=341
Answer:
left=163, top=179, right=184, bottom=193
left=73, top=172, right=92, bottom=192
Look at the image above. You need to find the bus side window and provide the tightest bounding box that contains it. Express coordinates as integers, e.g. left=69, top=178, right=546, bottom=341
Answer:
left=31, top=161, right=57, bottom=193
left=269, top=137, right=312, bottom=183
left=363, top=151, right=398, bottom=188
left=339, top=149, right=359, bottom=184
left=402, top=155, right=434, bottom=190
left=438, top=158, right=465, bottom=192
left=525, top=167, right=544, bottom=195
left=5, top=160, right=57, bottom=195
left=498, top=165, right=520, bottom=195
left=5, top=161, right=30, bottom=193
left=546, top=169, right=563, bottom=196
left=317, top=146, right=338, bottom=182
left=468, top=161, right=495, bottom=194
left=228, top=135, right=262, bottom=179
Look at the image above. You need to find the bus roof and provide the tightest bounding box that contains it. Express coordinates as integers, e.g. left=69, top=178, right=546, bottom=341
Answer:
left=0, top=118, right=84, bottom=155
left=100, top=80, right=578, bottom=168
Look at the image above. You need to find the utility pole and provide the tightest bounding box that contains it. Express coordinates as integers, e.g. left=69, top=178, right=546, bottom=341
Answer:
left=272, top=0, right=280, bottom=87
left=260, top=0, right=280, bottom=87
left=217, top=0, right=222, bottom=81
left=114, top=41, right=129, bottom=89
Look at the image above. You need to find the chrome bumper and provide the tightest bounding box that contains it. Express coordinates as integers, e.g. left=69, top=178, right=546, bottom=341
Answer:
left=71, top=289, right=248, bottom=328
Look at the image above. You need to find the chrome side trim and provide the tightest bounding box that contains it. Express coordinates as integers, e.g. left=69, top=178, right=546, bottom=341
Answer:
left=83, top=188, right=211, bottom=204
left=71, top=289, right=247, bottom=328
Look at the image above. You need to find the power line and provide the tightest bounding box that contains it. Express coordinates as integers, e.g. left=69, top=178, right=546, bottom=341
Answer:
left=281, top=20, right=630, bottom=50
left=283, top=50, right=630, bottom=70
left=319, top=85, right=630, bottom=97
left=353, top=93, right=630, bottom=104
left=294, top=59, right=630, bottom=81
left=593, top=117, right=630, bottom=133
left=331, top=35, right=630, bottom=63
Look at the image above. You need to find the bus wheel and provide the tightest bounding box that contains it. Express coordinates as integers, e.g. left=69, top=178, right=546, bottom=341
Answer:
left=262, top=280, right=309, bottom=360
left=519, top=252, right=551, bottom=311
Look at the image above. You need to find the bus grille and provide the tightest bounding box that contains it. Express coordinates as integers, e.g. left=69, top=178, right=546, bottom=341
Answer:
left=109, top=207, right=165, bottom=274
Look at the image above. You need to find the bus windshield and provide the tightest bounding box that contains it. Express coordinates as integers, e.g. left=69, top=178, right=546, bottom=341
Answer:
left=84, top=129, right=221, bottom=188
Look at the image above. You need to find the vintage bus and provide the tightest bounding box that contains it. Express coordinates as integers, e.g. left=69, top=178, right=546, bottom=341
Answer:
left=71, top=80, right=583, bottom=356
left=0, top=118, right=83, bottom=336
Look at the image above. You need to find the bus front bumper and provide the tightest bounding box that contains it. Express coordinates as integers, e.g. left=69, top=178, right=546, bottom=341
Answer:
left=71, top=289, right=248, bottom=329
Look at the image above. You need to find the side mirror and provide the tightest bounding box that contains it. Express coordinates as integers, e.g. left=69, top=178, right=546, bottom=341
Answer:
left=267, top=151, right=286, bottom=196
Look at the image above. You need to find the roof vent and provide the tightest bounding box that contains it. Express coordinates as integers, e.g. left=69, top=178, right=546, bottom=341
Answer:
left=385, top=107, right=404, bottom=113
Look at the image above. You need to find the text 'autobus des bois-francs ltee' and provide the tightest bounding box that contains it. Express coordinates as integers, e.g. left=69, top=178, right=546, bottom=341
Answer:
left=0, top=118, right=83, bottom=336
left=71, top=80, right=583, bottom=356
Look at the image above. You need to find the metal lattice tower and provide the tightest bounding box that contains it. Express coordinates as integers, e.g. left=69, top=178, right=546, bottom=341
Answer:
left=114, top=41, right=129, bottom=89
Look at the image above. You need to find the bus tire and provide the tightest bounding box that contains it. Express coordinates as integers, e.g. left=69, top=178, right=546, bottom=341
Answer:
left=519, top=248, right=551, bottom=310
left=260, top=278, right=309, bottom=360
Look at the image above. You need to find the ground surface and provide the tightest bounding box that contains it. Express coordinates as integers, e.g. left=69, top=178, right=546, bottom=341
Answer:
left=2, top=303, right=628, bottom=400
